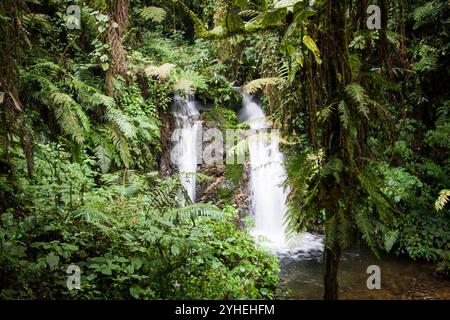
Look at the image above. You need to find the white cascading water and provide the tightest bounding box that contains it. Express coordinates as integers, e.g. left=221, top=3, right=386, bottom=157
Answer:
left=171, top=95, right=201, bottom=202
left=240, top=94, right=323, bottom=256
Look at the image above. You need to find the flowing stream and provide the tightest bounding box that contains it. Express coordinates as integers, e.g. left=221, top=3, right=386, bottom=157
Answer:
left=171, top=95, right=201, bottom=202
left=240, top=94, right=323, bottom=255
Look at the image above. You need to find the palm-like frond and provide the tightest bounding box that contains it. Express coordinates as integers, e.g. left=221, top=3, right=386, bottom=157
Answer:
left=412, top=1, right=445, bottom=30
left=338, top=100, right=350, bottom=129
left=173, top=70, right=207, bottom=95
left=145, top=63, right=175, bottom=81
left=243, top=77, right=285, bottom=94
left=435, top=189, right=450, bottom=211
left=50, top=91, right=90, bottom=144
left=135, top=6, right=167, bottom=23
left=345, top=83, right=370, bottom=118
left=106, top=123, right=132, bottom=168
left=165, top=203, right=225, bottom=222
left=94, top=145, right=112, bottom=173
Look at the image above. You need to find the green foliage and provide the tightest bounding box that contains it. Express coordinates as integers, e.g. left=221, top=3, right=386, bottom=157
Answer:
left=411, top=1, right=445, bottom=30
left=243, top=77, right=285, bottom=94
left=0, top=144, right=279, bottom=299
left=435, top=189, right=450, bottom=211
left=135, top=6, right=167, bottom=23
left=345, top=83, right=370, bottom=119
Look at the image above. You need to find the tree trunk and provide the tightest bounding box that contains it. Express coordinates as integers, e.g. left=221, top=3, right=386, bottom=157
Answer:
left=323, top=244, right=341, bottom=300
left=379, top=0, right=392, bottom=78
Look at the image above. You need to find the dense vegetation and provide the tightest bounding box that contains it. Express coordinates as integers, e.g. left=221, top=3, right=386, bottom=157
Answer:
left=1, top=0, right=449, bottom=300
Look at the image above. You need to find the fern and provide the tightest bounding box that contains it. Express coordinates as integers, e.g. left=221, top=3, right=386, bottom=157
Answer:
left=338, top=100, right=350, bottom=129
left=317, top=103, right=334, bottom=123
left=145, top=63, right=175, bottom=81
left=239, top=9, right=261, bottom=19
left=73, top=206, right=112, bottom=224
left=94, top=145, right=112, bottom=173
left=345, top=83, right=370, bottom=119
left=106, top=123, right=132, bottom=168
left=435, top=189, right=450, bottom=211
left=135, top=6, right=166, bottom=23
left=173, top=69, right=208, bottom=95
left=413, top=48, right=439, bottom=72
left=383, top=229, right=399, bottom=252
left=412, top=1, right=445, bottom=30
left=165, top=203, right=225, bottom=222
left=324, top=215, right=338, bottom=249
left=337, top=209, right=353, bottom=249
left=104, top=107, right=136, bottom=139
left=50, top=91, right=90, bottom=144
left=243, top=77, right=285, bottom=94
left=354, top=209, right=379, bottom=257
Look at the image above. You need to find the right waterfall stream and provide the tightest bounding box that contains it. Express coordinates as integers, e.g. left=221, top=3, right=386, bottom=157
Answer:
left=240, top=94, right=323, bottom=257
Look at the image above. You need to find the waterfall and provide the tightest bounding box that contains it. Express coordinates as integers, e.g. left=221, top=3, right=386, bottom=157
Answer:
left=171, top=95, right=201, bottom=203
left=240, top=94, right=323, bottom=256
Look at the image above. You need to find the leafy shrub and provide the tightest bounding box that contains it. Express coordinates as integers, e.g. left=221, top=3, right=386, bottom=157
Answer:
left=0, top=144, right=279, bottom=299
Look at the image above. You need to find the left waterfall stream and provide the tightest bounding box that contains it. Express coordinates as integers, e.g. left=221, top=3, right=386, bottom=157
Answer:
left=171, top=95, right=201, bottom=203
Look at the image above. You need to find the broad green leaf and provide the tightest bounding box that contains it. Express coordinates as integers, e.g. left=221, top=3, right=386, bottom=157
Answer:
left=46, top=253, right=60, bottom=268
left=303, top=35, right=322, bottom=64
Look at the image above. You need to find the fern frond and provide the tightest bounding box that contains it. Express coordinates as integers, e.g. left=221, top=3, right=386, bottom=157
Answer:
left=173, top=70, right=207, bottom=95
left=51, top=91, right=89, bottom=144
left=145, top=63, right=175, bottom=81
left=412, top=1, right=445, bottom=30
left=337, top=209, right=352, bottom=248
left=243, top=77, right=285, bottom=94
left=73, top=206, right=112, bottom=224
left=413, top=51, right=438, bottom=72
left=94, top=145, right=112, bottom=173
left=317, top=103, right=334, bottom=123
left=135, top=6, right=167, bottom=23
left=435, top=189, right=450, bottom=211
left=345, top=83, right=370, bottom=118
left=383, top=229, right=399, bottom=252
left=354, top=209, right=379, bottom=257
left=104, top=107, right=136, bottom=138
left=106, top=123, right=132, bottom=168
left=165, top=203, right=225, bottom=222
left=239, top=9, right=261, bottom=19
left=338, top=100, right=350, bottom=129
left=324, top=215, right=338, bottom=249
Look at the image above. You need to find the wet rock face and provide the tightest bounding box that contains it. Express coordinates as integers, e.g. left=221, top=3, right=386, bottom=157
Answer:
left=198, top=161, right=251, bottom=230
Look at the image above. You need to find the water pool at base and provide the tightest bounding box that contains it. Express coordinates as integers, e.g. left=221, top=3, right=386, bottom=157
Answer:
left=277, top=247, right=450, bottom=300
